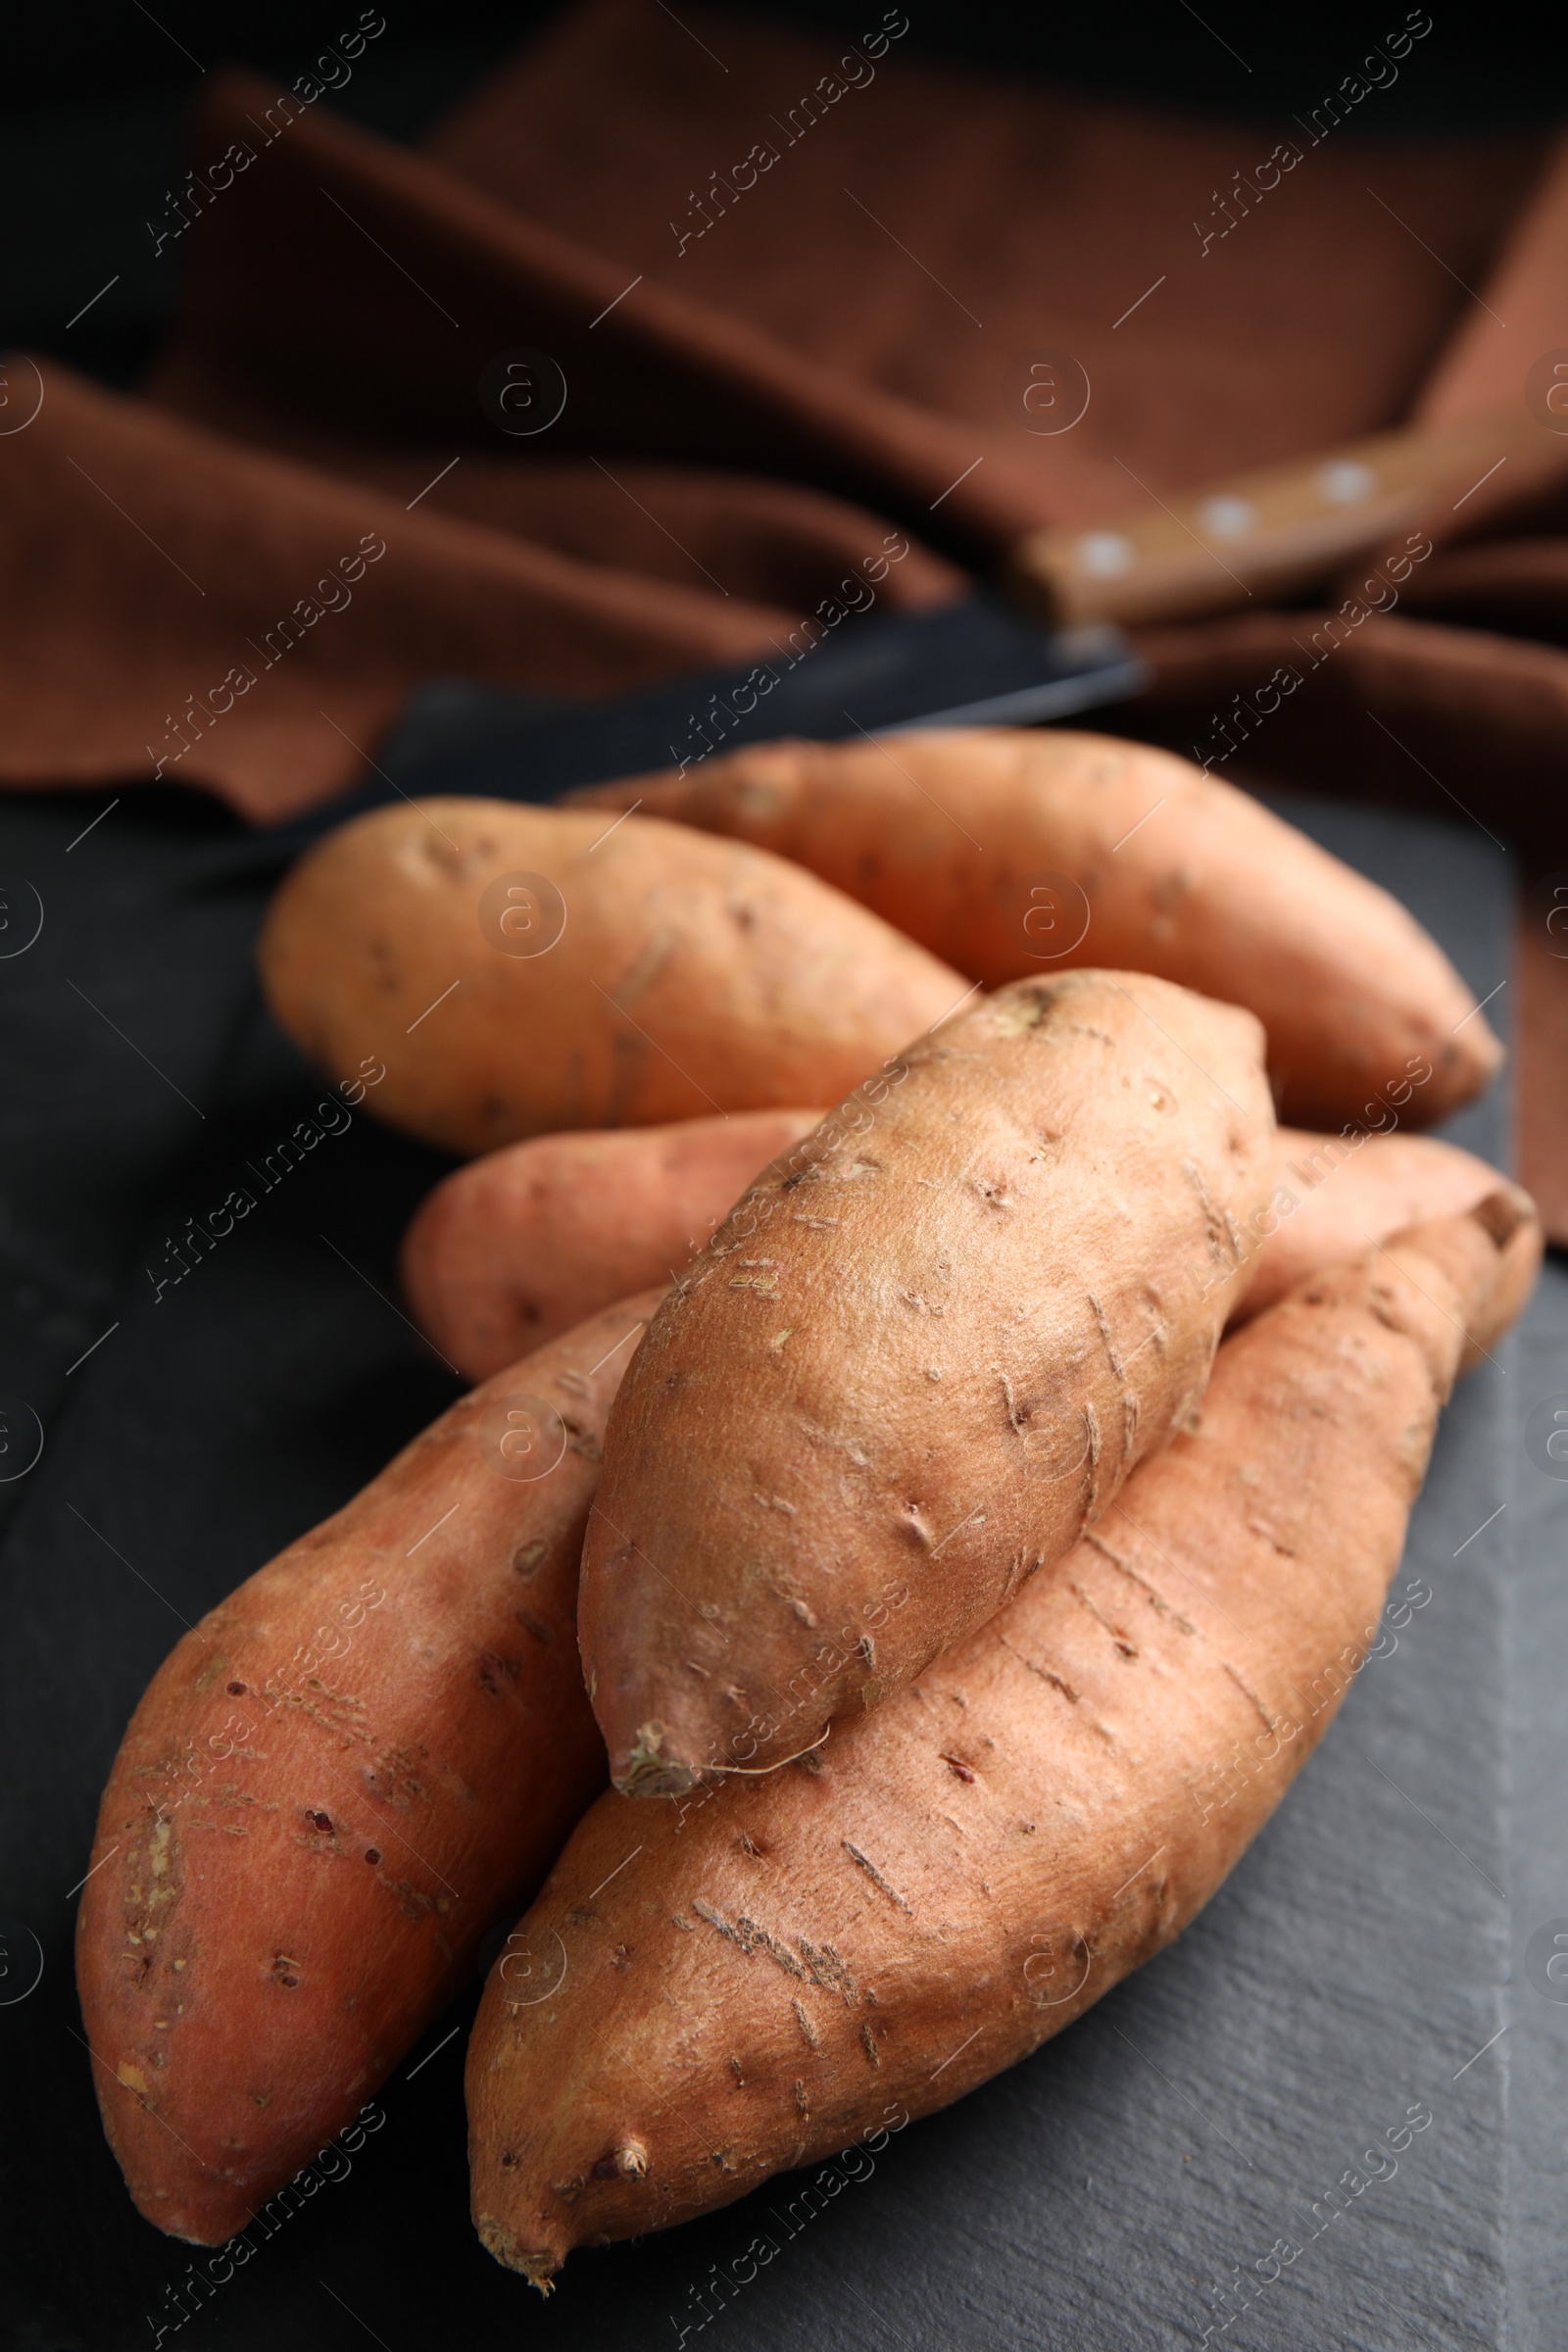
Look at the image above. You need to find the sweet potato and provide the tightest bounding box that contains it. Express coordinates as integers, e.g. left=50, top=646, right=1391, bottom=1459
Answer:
left=579, top=968, right=1276, bottom=1795
left=402, top=1109, right=822, bottom=1379
left=466, top=1194, right=1540, bottom=2287
left=569, top=730, right=1501, bottom=1128
left=257, top=800, right=963, bottom=1155
left=1235, top=1124, right=1504, bottom=1323
left=75, top=1291, right=662, bottom=2245
left=403, top=1111, right=1505, bottom=1380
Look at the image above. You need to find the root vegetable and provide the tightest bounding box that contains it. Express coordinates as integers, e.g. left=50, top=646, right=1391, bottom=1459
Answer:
left=466, top=1194, right=1539, bottom=2287
left=569, top=730, right=1500, bottom=1128
left=1235, top=1124, right=1504, bottom=1322
left=402, top=1109, right=821, bottom=1379
left=257, top=800, right=963, bottom=1155
left=402, top=1113, right=1506, bottom=1380
left=578, top=969, right=1276, bottom=1796
left=75, top=1292, right=662, bottom=2245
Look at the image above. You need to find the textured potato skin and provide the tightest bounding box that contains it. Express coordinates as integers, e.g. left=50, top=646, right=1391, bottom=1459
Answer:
left=579, top=969, right=1276, bottom=1794
left=75, top=1292, right=662, bottom=2245
left=402, top=1109, right=822, bottom=1379
left=569, top=730, right=1501, bottom=1128
left=257, top=800, right=963, bottom=1154
left=403, top=1113, right=1505, bottom=1385
left=1232, top=1124, right=1503, bottom=1324
left=466, top=1200, right=1538, bottom=2285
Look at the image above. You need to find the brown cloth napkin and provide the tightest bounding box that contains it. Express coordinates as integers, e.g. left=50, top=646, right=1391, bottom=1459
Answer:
left=1, top=0, right=1564, bottom=1214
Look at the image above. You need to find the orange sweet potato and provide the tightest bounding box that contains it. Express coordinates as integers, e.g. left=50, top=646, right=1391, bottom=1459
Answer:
left=1234, top=1124, right=1504, bottom=1322
left=466, top=1195, right=1540, bottom=2286
left=402, top=1112, right=1505, bottom=1380
left=402, top=1109, right=821, bottom=1379
left=257, top=799, right=963, bottom=1155
left=75, top=1292, right=662, bottom=2245
left=579, top=968, right=1276, bottom=1795
left=569, top=730, right=1501, bottom=1128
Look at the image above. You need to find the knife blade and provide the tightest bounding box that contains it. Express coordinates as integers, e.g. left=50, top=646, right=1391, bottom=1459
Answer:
left=237, top=591, right=1146, bottom=863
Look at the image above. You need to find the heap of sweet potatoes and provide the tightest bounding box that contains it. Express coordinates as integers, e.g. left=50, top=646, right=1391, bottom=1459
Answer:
left=74, top=725, right=1536, bottom=2301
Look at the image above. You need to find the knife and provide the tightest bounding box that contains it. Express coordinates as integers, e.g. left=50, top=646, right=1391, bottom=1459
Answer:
left=235, top=592, right=1145, bottom=864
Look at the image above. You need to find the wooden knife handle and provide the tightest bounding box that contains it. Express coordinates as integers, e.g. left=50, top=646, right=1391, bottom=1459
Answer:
left=1005, top=409, right=1549, bottom=629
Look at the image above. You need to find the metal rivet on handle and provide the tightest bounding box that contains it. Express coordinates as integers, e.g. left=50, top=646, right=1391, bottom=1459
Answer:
left=1074, top=531, right=1135, bottom=576
left=1315, top=459, right=1377, bottom=505
left=1197, top=495, right=1256, bottom=539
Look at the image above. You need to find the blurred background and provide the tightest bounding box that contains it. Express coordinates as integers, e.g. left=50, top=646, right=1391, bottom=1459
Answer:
left=6, top=0, right=1557, bottom=386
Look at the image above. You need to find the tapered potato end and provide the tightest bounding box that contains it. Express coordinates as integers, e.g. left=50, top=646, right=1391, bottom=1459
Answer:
left=473, top=2214, right=561, bottom=2293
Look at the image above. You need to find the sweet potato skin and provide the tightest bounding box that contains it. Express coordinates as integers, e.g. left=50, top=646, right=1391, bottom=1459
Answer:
left=569, top=730, right=1501, bottom=1128
left=403, top=1114, right=1505, bottom=1379
left=257, top=799, right=963, bottom=1155
left=75, top=1292, right=662, bottom=2246
left=579, top=969, right=1276, bottom=1795
left=466, top=1198, right=1538, bottom=2284
left=401, top=1110, right=822, bottom=1379
left=1234, top=1124, right=1503, bottom=1324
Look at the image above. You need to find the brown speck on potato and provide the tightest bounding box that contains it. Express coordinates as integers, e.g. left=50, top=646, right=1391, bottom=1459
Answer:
left=364, top=1848, right=381, bottom=1865
left=226, top=1682, right=246, bottom=1695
